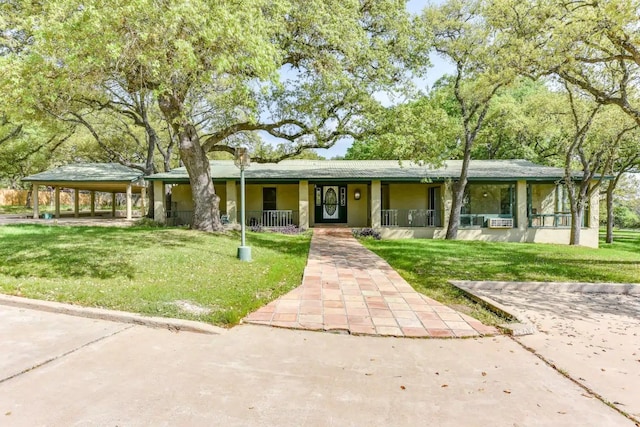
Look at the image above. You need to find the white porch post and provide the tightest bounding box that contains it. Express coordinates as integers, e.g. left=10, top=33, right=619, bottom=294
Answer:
left=516, top=180, right=528, bottom=231
left=32, top=184, right=39, bottom=219
left=111, top=193, right=116, bottom=218
left=226, top=180, right=237, bottom=223
left=371, top=180, right=381, bottom=228
left=298, top=180, right=309, bottom=229
left=126, top=184, right=132, bottom=220
left=90, top=191, right=96, bottom=217
left=74, top=189, right=79, bottom=218
left=54, top=187, right=60, bottom=218
left=153, top=181, right=166, bottom=223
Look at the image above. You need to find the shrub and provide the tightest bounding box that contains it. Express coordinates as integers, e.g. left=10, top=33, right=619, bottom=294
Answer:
left=250, top=223, right=264, bottom=233
left=134, top=217, right=166, bottom=228
left=276, top=224, right=305, bottom=235
left=352, top=228, right=381, bottom=240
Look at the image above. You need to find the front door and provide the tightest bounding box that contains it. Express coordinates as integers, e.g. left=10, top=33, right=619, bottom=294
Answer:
left=315, top=185, right=347, bottom=223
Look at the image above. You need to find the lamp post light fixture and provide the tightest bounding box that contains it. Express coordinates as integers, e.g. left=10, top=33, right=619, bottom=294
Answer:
left=235, top=147, right=251, bottom=261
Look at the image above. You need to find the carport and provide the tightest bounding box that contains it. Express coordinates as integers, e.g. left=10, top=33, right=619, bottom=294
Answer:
left=21, top=163, right=146, bottom=220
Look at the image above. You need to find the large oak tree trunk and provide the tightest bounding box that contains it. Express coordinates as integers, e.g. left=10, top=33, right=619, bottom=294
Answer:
left=178, top=124, right=222, bottom=232
left=159, top=94, right=222, bottom=232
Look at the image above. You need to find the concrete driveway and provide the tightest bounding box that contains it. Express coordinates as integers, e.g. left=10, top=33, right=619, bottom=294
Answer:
left=454, top=281, right=640, bottom=424
left=0, top=304, right=633, bottom=426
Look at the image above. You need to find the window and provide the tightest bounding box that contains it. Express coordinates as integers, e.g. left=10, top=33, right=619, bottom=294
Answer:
left=263, top=187, right=277, bottom=211
left=500, top=187, right=514, bottom=215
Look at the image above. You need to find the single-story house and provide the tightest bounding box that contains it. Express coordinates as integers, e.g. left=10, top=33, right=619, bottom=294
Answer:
left=22, top=163, right=147, bottom=219
left=145, top=159, right=602, bottom=247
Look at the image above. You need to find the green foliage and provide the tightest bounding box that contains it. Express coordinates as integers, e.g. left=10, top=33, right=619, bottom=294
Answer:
left=612, top=206, right=640, bottom=229
left=346, top=96, right=455, bottom=161
left=0, top=226, right=311, bottom=326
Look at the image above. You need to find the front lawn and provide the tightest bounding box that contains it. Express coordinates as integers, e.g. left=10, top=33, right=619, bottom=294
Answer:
left=0, top=225, right=310, bottom=326
left=361, top=231, right=640, bottom=324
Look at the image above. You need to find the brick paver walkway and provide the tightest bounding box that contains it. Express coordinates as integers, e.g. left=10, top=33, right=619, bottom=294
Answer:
left=244, top=228, right=498, bottom=338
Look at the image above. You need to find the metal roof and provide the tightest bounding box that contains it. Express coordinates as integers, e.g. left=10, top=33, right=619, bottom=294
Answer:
left=22, top=163, right=146, bottom=193
left=145, top=159, right=582, bottom=182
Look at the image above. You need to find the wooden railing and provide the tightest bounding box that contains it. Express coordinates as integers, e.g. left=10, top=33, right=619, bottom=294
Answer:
left=246, top=210, right=298, bottom=228
left=381, top=209, right=441, bottom=227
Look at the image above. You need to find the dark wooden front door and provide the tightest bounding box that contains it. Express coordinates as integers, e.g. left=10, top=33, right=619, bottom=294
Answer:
left=314, top=185, right=347, bottom=223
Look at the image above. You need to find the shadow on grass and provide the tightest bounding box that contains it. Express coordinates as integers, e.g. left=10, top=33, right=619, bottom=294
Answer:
left=0, top=225, right=196, bottom=280
left=244, top=231, right=311, bottom=258
left=600, top=231, right=640, bottom=255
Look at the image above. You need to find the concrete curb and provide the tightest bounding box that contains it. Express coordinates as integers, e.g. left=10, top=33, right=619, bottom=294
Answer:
left=449, top=281, right=537, bottom=336
left=0, top=294, right=226, bottom=335
left=452, top=280, right=640, bottom=295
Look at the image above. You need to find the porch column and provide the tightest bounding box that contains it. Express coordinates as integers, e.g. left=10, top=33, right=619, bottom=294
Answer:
left=111, top=193, right=116, bottom=218
left=32, top=184, right=39, bottom=219
left=371, top=180, right=381, bottom=228
left=74, top=189, right=79, bottom=218
left=298, top=180, right=309, bottom=229
left=90, top=191, right=95, bottom=217
left=226, top=180, right=237, bottom=223
left=126, top=184, right=132, bottom=220
left=516, top=180, right=527, bottom=230
left=54, top=187, right=60, bottom=218
left=153, top=181, right=166, bottom=223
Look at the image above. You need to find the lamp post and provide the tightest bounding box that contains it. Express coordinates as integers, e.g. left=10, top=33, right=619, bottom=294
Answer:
left=235, top=148, right=251, bottom=261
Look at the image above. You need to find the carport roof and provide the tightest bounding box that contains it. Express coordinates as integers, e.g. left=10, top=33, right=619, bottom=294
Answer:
left=145, top=159, right=586, bottom=183
left=22, top=163, right=146, bottom=193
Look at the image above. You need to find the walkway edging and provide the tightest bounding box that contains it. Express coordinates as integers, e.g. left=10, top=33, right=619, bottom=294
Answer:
left=0, top=294, right=225, bottom=335
left=450, top=281, right=537, bottom=336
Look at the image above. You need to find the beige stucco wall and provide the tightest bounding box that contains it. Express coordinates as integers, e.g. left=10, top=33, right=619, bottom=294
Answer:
left=378, top=227, right=599, bottom=248
left=171, top=185, right=192, bottom=212
left=245, top=184, right=298, bottom=212
left=347, top=183, right=369, bottom=227
left=388, top=183, right=427, bottom=209
left=170, top=183, right=227, bottom=214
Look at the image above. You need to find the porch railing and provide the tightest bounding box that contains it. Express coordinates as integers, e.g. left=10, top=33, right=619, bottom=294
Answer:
left=246, top=210, right=298, bottom=228
left=529, top=213, right=588, bottom=228
left=381, top=209, right=441, bottom=227
left=459, top=214, right=485, bottom=228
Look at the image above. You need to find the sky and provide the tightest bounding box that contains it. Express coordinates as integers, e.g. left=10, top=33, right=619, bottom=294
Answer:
left=312, top=0, right=454, bottom=158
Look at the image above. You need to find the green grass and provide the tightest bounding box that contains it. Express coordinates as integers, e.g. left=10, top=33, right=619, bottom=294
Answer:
left=0, top=225, right=310, bottom=326
left=361, top=230, right=640, bottom=325
left=0, top=206, right=33, bottom=214
left=0, top=205, right=97, bottom=214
